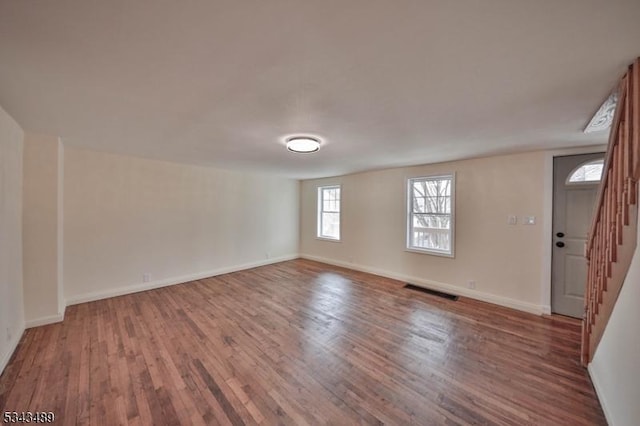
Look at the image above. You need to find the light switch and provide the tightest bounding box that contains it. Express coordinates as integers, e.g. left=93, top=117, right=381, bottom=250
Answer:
left=523, top=216, right=536, bottom=225
left=507, top=215, right=517, bottom=225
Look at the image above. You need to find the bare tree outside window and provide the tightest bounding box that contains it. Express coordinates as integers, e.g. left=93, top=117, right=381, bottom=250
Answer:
left=566, top=159, right=604, bottom=184
left=407, top=175, right=454, bottom=256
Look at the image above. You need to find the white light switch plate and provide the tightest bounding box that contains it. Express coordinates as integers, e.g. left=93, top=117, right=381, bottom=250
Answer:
left=507, top=215, right=517, bottom=225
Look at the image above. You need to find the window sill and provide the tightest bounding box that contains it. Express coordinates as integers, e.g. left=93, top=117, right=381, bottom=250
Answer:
left=316, top=237, right=341, bottom=243
left=405, top=247, right=454, bottom=258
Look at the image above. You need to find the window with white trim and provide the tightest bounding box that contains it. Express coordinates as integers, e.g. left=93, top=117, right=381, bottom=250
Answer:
left=407, top=174, right=455, bottom=256
left=317, top=185, right=341, bottom=240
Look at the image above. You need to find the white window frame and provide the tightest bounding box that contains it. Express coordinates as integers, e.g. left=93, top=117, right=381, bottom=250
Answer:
left=317, top=185, right=341, bottom=241
left=406, top=173, right=455, bottom=257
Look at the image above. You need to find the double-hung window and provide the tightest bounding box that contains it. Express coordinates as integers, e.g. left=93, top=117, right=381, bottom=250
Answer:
left=317, top=185, right=341, bottom=240
left=407, top=174, right=455, bottom=256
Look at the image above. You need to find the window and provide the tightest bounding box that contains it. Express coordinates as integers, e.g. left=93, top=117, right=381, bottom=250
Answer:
left=407, top=174, right=455, bottom=256
left=566, top=159, right=604, bottom=184
left=317, top=185, right=341, bottom=240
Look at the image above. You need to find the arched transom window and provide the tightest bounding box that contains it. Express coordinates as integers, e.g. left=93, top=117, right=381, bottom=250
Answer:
left=566, top=159, right=604, bottom=184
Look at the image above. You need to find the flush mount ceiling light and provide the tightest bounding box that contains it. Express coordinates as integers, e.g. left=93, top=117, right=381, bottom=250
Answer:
left=286, top=136, right=321, bottom=153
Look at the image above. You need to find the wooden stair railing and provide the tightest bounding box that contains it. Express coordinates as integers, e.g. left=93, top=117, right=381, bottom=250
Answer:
left=582, top=57, right=640, bottom=365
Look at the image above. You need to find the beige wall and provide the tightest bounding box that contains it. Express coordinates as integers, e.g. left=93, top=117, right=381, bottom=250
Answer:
left=22, top=134, right=64, bottom=326
left=300, top=151, right=548, bottom=313
left=0, top=104, right=25, bottom=374
left=589, top=205, right=640, bottom=426
left=63, top=146, right=300, bottom=303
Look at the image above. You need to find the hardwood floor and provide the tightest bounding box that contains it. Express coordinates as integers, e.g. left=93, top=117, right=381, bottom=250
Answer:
left=0, top=259, right=605, bottom=425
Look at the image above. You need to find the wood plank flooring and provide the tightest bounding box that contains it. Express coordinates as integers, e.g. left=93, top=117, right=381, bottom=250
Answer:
left=0, top=259, right=606, bottom=425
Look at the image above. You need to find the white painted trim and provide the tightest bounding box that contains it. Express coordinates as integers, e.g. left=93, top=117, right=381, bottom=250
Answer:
left=541, top=145, right=607, bottom=313
left=542, top=152, right=554, bottom=311
left=588, top=363, right=614, bottom=426
left=301, top=253, right=549, bottom=315
left=65, top=254, right=300, bottom=306
left=0, top=322, right=25, bottom=376
left=317, top=184, right=342, bottom=241
left=404, top=247, right=455, bottom=258
left=315, top=237, right=341, bottom=243
left=405, top=173, right=456, bottom=258
left=25, top=311, right=65, bottom=328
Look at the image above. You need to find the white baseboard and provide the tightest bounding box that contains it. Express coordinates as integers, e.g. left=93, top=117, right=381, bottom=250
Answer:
left=300, top=254, right=548, bottom=315
left=0, top=322, right=25, bottom=376
left=25, top=309, right=66, bottom=329
left=65, top=254, right=300, bottom=306
left=588, top=363, right=614, bottom=426
left=3, top=256, right=299, bottom=376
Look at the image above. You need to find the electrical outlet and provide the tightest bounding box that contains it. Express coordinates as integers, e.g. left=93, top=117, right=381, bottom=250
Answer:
left=467, top=280, right=476, bottom=289
left=523, top=216, right=536, bottom=225
left=143, top=273, right=151, bottom=283
left=507, top=215, right=517, bottom=225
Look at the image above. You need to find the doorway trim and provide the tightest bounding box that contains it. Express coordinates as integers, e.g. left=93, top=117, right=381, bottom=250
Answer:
left=541, top=145, right=607, bottom=315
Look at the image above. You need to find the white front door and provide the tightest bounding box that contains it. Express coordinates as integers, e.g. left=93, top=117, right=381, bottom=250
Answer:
left=551, top=153, right=604, bottom=318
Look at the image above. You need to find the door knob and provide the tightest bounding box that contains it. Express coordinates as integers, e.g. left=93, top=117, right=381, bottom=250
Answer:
left=556, top=241, right=565, bottom=248
left=556, top=232, right=565, bottom=238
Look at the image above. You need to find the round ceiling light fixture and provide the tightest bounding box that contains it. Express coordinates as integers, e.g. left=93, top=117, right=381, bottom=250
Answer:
left=286, top=136, right=321, bottom=153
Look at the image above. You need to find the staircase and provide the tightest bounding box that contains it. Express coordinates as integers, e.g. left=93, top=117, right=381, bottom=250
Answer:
left=583, top=58, right=640, bottom=365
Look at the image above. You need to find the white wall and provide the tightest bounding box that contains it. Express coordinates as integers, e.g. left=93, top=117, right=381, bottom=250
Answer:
left=300, top=151, right=548, bottom=313
left=589, top=209, right=640, bottom=426
left=22, top=134, right=64, bottom=326
left=63, top=146, right=300, bottom=304
left=0, top=104, right=25, bottom=374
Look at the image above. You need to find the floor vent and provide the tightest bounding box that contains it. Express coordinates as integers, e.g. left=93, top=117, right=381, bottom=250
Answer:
left=404, top=284, right=459, bottom=301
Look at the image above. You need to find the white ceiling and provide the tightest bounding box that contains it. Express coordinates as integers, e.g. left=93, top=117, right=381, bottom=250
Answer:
left=1, top=0, right=639, bottom=179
